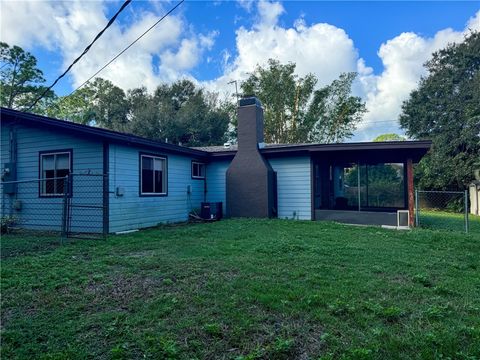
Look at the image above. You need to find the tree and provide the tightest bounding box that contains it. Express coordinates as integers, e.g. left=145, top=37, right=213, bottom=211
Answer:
left=399, top=31, right=480, bottom=190
left=373, top=133, right=406, bottom=142
left=48, top=78, right=228, bottom=146
left=306, top=72, right=367, bottom=143
left=240, top=59, right=366, bottom=144
left=0, top=42, right=54, bottom=111
left=128, top=80, right=230, bottom=146
left=86, top=78, right=130, bottom=131
left=241, top=59, right=317, bottom=143
left=45, top=87, right=95, bottom=124
left=48, top=78, right=129, bottom=131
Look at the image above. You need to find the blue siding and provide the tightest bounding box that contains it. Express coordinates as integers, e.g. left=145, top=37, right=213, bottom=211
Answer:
left=1, top=120, right=313, bottom=232
left=1, top=122, right=104, bottom=231
left=205, top=156, right=312, bottom=220
left=205, top=159, right=230, bottom=214
left=269, top=156, right=312, bottom=220
left=108, top=144, right=204, bottom=232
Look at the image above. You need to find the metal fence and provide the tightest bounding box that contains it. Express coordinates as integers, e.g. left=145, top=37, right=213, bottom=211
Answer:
left=1, top=173, right=107, bottom=241
left=415, top=190, right=472, bottom=233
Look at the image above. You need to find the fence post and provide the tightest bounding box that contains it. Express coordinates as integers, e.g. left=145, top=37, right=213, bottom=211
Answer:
left=61, top=175, right=69, bottom=244
left=102, top=173, right=109, bottom=240
left=415, top=189, right=419, bottom=227
left=465, top=190, right=469, bottom=234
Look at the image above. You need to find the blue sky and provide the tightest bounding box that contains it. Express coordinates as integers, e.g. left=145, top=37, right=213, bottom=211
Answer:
left=1, top=1, right=479, bottom=140
left=184, top=1, right=479, bottom=80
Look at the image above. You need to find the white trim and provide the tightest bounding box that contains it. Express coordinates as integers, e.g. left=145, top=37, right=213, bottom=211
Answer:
left=192, top=161, right=205, bottom=179
left=40, top=151, right=71, bottom=196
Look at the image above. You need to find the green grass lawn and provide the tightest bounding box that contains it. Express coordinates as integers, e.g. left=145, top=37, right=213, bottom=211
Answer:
left=418, top=210, right=480, bottom=234
left=1, top=219, right=479, bottom=359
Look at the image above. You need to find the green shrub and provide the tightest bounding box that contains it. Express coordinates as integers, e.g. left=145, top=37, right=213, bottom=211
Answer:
left=1, top=215, right=18, bottom=234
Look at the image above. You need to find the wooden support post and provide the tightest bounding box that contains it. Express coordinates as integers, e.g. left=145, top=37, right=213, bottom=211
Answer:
left=407, top=158, right=414, bottom=227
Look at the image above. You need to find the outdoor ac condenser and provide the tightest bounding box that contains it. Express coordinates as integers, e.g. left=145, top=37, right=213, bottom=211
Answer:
left=397, top=210, right=409, bottom=228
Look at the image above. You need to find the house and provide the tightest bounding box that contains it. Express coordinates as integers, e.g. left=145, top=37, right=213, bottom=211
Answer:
left=0, top=97, right=431, bottom=235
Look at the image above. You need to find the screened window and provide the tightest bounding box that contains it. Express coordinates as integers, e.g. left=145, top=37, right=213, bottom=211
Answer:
left=40, top=151, right=71, bottom=196
left=141, top=154, right=167, bottom=195
left=333, top=162, right=405, bottom=209
left=364, top=163, right=405, bottom=208
left=192, top=162, right=205, bottom=179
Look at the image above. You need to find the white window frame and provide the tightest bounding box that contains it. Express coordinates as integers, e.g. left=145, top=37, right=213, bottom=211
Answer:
left=140, top=154, right=167, bottom=196
left=191, top=161, right=206, bottom=179
left=39, top=151, right=71, bottom=196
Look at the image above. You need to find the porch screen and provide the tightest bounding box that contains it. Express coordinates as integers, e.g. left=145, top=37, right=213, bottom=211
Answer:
left=334, top=163, right=405, bottom=209
left=363, top=163, right=405, bottom=208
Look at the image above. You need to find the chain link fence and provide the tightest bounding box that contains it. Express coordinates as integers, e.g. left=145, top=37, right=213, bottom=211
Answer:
left=1, top=174, right=107, bottom=254
left=414, top=190, right=478, bottom=234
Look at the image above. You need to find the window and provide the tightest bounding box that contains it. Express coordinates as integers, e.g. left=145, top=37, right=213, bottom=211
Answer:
left=140, top=154, right=167, bottom=195
left=191, top=161, right=205, bottom=179
left=364, top=163, right=405, bottom=208
left=40, top=151, right=71, bottom=196
left=331, top=162, right=405, bottom=210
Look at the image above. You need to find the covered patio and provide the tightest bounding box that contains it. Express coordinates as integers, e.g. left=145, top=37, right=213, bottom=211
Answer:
left=309, top=141, right=431, bottom=226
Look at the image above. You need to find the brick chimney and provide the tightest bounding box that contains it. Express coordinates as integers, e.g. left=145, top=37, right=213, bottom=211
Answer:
left=226, top=97, right=275, bottom=218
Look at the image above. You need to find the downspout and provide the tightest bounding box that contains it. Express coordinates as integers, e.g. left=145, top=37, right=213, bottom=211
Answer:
left=9, top=123, right=17, bottom=163
left=102, top=141, right=110, bottom=236
left=203, top=164, right=207, bottom=203
left=6, top=123, right=18, bottom=217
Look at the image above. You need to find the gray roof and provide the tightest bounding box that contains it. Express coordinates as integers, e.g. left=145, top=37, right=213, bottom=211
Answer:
left=193, top=140, right=431, bottom=152
left=192, top=143, right=313, bottom=152
left=2, top=107, right=431, bottom=160
left=192, top=140, right=432, bottom=162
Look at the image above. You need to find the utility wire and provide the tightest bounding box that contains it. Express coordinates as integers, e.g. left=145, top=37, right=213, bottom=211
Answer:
left=26, top=0, right=132, bottom=111
left=358, top=119, right=400, bottom=124
left=64, top=0, right=185, bottom=99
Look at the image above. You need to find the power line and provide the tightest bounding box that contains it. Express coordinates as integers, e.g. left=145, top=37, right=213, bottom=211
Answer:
left=26, top=0, right=132, bottom=111
left=358, top=119, right=400, bottom=124
left=64, top=0, right=185, bottom=99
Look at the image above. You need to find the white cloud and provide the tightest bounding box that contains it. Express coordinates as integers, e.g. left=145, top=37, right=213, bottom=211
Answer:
left=356, top=10, right=480, bottom=140
left=207, top=4, right=480, bottom=141
left=236, top=0, right=255, bottom=13
left=1, top=1, right=69, bottom=49
left=256, top=1, right=285, bottom=28
left=161, top=31, right=218, bottom=74
left=206, top=1, right=358, bottom=99
left=1, top=0, right=478, bottom=142
left=0, top=0, right=216, bottom=92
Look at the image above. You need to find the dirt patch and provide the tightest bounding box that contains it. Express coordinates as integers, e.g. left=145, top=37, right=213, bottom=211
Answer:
left=126, top=250, right=156, bottom=258
left=258, top=314, right=326, bottom=359
left=84, top=273, right=165, bottom=312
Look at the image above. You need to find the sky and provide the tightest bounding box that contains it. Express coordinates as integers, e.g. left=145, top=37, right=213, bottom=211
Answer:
left=1, top=0, right=479, bottom=141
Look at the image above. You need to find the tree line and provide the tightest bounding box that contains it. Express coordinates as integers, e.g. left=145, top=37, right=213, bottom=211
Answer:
left=0, top=42, right=366, bottom=147
left=1, top=32, right=479, bottom=189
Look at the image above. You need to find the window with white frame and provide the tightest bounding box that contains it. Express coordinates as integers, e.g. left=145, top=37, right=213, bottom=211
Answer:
left=40, top=151, right=71, bottom=196
left=140, top=154, right=167, bottom=195
left=192, top=161, right=205, bottom=179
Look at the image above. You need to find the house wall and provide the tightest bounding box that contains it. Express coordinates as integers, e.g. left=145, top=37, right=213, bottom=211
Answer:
left=206, top=159, right=230, bottom=215
left=108, top=144, right=205, bottom=232
left=1, top=120, right=313, bottom=233
left=269, top=156, right=312, bottom=220
left=0, top=122, right=205, bottom=233
left=206, top=156, right=312, bottom=220
left=0, top=122, right=104, bottom=231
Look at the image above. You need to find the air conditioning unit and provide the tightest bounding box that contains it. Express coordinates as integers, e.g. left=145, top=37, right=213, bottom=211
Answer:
left=200, top=202, right=223, bottom=221
left=397, top=210, right=409, bottom=228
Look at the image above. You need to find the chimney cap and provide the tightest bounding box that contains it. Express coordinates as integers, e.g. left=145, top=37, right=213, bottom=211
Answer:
left=239, top=96, right=262, bottom=107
